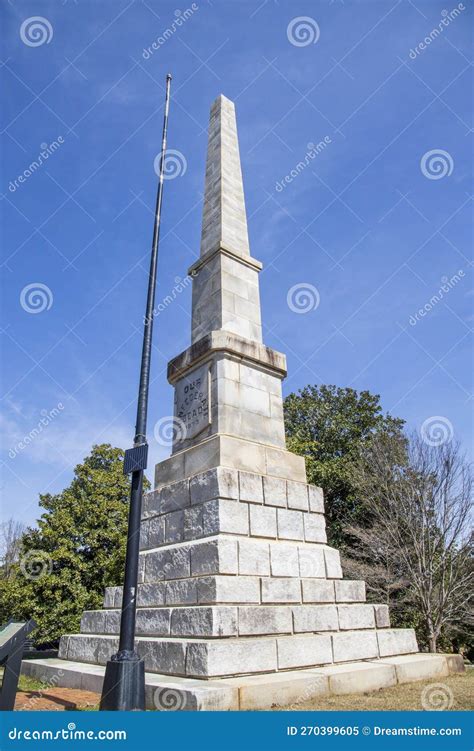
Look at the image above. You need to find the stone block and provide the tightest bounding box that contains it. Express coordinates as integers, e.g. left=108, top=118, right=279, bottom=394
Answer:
left=332, top=631, right=379, bottom=662
left=320, top=662, right=397, bottom=695
left=105, top=610, right=120, bottom=633
left=308, top=485, right=325, bottom=513
left=249, top=505, right=277, bottom=538
left=263, top=476, right=287, bottom=507
left=197, top=576, right=260, bottom=604
left=184, top=505, right=204, bottom=539
left=324, top=547, right=343, bottom=578
left=277, top=509, right=304, bottom=540
left=191, top=538, right=238, bottom=576
left=261, top=578, right=301, bottom=603
left=270, top=543, right=300, bottom=577
left=238, top=538, right=270, bottom=575
left=277, top=635, right=332, bottom=669
left=374, top=604, right=390, bottom=628
left=171, top=606, right=238, bottom=637
left=338, top=604, right=375, bottom=630
left=80, top=611, right=105, bottom=634
left=238, top=606, right=293, bottom=635
left=334, top=580, right=366, bottom=603
left=140, top=516, right=165, bottom=550
left=164, top=510, right=184, bottom=544
left=445, top=654, right=465, bottom=674
left=239, top=471, right=263, bottom=503
left=236, top=671, right=328, bottom=710
left=165, top=580, right=198, bottom=605
left=103, top=587, right=118, bottom=609
left=287, top=481, right=309, bottom=511
left=138, top=638, right=186, bottom=675
left=203, top=499, right=249, bottom=536
left=186, top=638, right=277, bottom=678
left=377, top=628, right=418, bottom=657
left=190, top=467, right=239, bottom=504
left=304, top=514, right=327, bottom=543
left=376, top=654, right=448, bottom=683
left=136, top=609, right=170, bottom=636
left=298, top=546, right=326, bottom=578
left=302, top=579, right=335, bottom=603
left=137, top=583, right=166, bottom=607
left=145, top=546, right=191, bottom=581
left=160, top=479, right=190, bottom=514
left=293, top=605, right=338, bottom=633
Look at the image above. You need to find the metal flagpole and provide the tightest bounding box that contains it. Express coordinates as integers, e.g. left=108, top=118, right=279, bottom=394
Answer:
left=100, top=73, right=172, bottom=711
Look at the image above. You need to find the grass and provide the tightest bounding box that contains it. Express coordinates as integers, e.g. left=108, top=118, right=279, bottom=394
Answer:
left=284, top=671, right=473, bottom=711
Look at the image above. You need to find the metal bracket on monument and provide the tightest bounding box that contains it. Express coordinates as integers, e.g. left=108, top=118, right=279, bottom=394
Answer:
left=123, top=443, right=148, bottom=474
left=0, top=619, right=37, bottom=711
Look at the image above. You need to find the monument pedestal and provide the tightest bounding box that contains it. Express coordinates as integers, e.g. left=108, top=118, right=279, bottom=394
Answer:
left=22, top=94, right=465, bottom=708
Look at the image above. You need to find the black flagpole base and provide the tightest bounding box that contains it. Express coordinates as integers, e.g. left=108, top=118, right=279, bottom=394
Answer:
left=99, top=653, right=145, bottom=711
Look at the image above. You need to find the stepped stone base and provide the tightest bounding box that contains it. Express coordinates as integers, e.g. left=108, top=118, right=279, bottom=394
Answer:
left=22, top=653, right=464, bottom=710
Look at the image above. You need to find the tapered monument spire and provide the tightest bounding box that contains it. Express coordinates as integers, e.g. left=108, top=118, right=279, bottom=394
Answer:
left=200, top=95, right=250, bottom=259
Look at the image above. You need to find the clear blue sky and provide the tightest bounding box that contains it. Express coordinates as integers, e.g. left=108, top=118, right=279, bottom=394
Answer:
left=1, top=0, right=472, bottom=526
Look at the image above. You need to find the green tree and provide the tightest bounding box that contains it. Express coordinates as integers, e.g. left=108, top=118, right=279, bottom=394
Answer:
left=0, top=444, right=144, bottom=647
left=284, top=385, right=405, bottom=548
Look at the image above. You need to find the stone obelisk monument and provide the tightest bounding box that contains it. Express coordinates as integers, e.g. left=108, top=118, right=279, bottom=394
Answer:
left=23, top=95, right=462, bottom=709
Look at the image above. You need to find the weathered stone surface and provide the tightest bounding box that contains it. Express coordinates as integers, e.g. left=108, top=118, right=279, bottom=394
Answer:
left=277, top=509, right=304, bottom=540
left=239, top=471, right=264, bottom=503
left=140, top=516, right=165, bottom=550
left=270, top=543, right=300, bottom=577
left=197, top=575, right=260, bottom=604
left=332, top=631, right=379, bottom=662
left=308, top=486, right=325, bottom=513
left=170, top=606, right=238, bottom=637
left=261, top=578, right=301, bottom=603
left=320, top=662, right=397, bottom=695
left=293, top=605, right=339, bottom=633
left=238, top=538, right=270, bottom=575
left=277, top=635, right=332, bottom=669
left=190, top=538, right=238, bottom=576
left=236, top=671, right=328, bottom=710
left=249, top=504, right=277, bottom=538
left=302, top=579, right=335, bottom=603
left=334, top=580, right=365, bottom=603
left=287, top=481, right=309, bottom=511
left=80, top=611, right=106, bottom=634
left=238, top=606, right=292, bottom=635
left=138, top=582, right=166, bottom=607
left=263, top=475, right=287, bottom=507
left=377, top=629, right=418, bottom=657
left=165, top=580, right=197, bottom=606
left=202, top=498, right=249, bottom=536
left=376, top=654, right=448, bottom=683
left=303, top=514, right=327, bottom=543
left=338, top=604, right=375, bottom=630
left=186, top=638, right=277, bottom=677
left=324, top=547, right=343, bottom=578
left=298, top=546, right=326, bottom=578
left=374, top=604, right=390, bottom=628
left=190, top=467, right=239, bottom=504
left=145, top=546, right=191, bottom=581
left=164, top=510, right=185, bottom=544
left=136, top=609, right=171, bottom=636
left=137, top=639, right=187, bottom=675
left=160, top=479, right=190, bottom=514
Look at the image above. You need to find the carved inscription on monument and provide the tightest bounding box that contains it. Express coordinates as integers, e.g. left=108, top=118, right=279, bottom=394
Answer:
left=174, top=363, right=211, bottom=441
